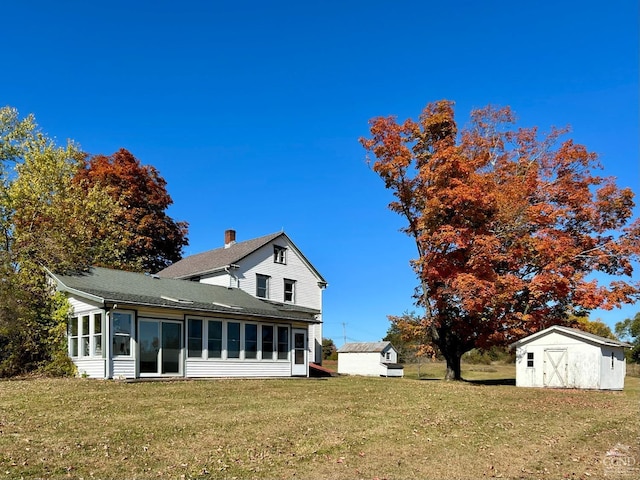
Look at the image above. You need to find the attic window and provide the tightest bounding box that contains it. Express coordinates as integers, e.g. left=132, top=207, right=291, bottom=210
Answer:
left=274, top=245, right=286, bottom=264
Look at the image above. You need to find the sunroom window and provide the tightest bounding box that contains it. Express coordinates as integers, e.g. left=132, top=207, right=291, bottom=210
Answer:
left=112, top=311, right=133, bottom=356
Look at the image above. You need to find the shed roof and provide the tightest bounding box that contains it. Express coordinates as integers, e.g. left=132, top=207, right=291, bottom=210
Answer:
left=337, top=341, right=393, bottom=353
left=512, top=325, right=631, bottom=349
left=157, top=231, right=327, bottom=285
left=49, top=267, right=320, bottom=323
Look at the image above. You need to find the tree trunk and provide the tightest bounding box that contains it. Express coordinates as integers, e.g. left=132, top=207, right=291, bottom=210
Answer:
left=443, top=352, right=462, bottom=381
left=435, top=326, right=470, bottom=381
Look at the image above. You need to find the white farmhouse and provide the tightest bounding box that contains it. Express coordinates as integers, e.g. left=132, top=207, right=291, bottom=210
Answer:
left=159, top=230, right=327, bottom=365
left=512, top=325, right=630, bottom=390
left=50, top=229, right=328, bottom=380
left=337, top=341, right=404, bottom=377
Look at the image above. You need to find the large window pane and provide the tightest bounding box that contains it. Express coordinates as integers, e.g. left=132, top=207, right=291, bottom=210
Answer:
left=188, top=319, right=203, bottom=358
left=112, top=312, right=132, bottom=356
left=207, top=320, right=222, bottom=358
left=277, top=326, right=289, bottom=360
left=245, top=324, right=257, bottom=359
left=227, top=322, right=240, bottom=359
left=261, top=325, right=274, bottom=360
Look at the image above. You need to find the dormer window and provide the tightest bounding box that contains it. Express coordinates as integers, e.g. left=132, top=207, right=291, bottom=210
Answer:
left=274, top=245, right=286, bottom=264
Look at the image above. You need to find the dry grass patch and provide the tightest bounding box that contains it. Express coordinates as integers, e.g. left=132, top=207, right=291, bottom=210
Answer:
left=0, top=373, right=638, bottom=479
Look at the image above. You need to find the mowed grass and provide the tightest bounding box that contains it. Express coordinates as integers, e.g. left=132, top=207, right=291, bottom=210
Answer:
left=0, top=365, right=638, bottom=480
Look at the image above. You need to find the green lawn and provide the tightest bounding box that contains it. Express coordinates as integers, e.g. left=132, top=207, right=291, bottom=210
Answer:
left=0, top=368, right=638, bottom=479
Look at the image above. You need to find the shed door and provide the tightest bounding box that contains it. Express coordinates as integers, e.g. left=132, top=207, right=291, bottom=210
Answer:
left=543, top=349, right=567, bottom=387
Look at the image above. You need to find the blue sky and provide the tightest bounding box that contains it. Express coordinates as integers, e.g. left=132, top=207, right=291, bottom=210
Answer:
left=3, top=1, right=638, bottom=343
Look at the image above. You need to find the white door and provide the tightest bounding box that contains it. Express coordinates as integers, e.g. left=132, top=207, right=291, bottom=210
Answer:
left=543, top=349, right=567, bottom=387
left=291, top=328, right=307, bottom=376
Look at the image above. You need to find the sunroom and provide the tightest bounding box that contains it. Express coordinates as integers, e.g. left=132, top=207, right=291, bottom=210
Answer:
left=52, top=267, right=320, bottom=379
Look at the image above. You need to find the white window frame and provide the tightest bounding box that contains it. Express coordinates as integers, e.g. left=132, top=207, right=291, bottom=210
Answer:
left=68, top=311, right=104, bottom=358
left=244, top=322, right=258, bottom=360
left=187, top=317, right=204, bottom=359
left=273, top=245, right=287, bottom=264
left=284, top=279, right=296, bottom=303
left=112, top=310, right=134, bottom=357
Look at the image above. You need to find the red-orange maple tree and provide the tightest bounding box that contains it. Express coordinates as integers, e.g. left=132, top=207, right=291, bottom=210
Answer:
left=74, top=148, right=188, bottom=273
left=361, top=100, right=640, bottom=380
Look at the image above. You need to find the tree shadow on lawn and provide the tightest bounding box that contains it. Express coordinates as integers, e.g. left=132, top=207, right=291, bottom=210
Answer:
left=464, top=378, right=516, bottom=386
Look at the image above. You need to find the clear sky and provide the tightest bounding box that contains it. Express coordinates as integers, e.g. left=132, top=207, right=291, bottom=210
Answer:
left=3, top=1, right=638, bottom=343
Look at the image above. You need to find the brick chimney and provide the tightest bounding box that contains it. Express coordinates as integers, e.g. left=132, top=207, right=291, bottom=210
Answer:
left=224, top=229, right=236, bottom=248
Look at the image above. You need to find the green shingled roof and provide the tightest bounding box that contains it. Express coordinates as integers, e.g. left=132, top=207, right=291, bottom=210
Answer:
left=51, top=267, right=320, bottom=323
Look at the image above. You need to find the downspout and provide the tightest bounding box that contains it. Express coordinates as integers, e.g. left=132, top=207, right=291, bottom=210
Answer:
left=224, top=264, right=240, bottom=288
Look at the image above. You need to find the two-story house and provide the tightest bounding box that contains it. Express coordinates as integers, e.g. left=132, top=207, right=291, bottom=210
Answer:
left=50, top=230, right=327, bottom=379
left=158, top=230, right=328, bottom=365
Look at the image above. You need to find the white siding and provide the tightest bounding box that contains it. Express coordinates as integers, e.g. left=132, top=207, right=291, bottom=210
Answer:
left=111, top=359, right=136, bottom=379
left=599, top=347, right=626, bottom=390
left=515, top=331, right=627, bottom=390
left=74, top=359, right=106, bottom=379
left=186, top=360, right=290, bottom=377
left=338, top=352, right=386, bottom=376
left=200, top=237, right=325, bottom=363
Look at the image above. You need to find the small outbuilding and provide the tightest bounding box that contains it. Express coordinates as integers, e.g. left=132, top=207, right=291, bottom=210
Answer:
left=337, top=341, right=404, bottom=377
left=512, top=325, right=630, bottom=390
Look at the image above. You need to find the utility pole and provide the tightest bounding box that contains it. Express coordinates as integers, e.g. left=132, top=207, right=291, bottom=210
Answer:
left=342, top=322, right=346, bottom=345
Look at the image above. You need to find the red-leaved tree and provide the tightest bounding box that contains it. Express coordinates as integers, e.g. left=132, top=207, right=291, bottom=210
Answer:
left=361, top=100, right=640, bottom=380
left=74, top=148, right=188, bottom=272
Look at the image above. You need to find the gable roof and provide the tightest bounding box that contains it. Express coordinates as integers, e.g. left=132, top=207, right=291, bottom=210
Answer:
left=49, top=266, right=320, bottom=324
left=337, top=341, right=393, bottom=353
left=512, top=325, right=631, bottom=349
left=157, top=231, right=327, bottom=284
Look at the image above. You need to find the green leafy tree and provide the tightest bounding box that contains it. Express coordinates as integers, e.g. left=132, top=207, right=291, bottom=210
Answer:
left=322, top=338, right=337, bottom=360
left=0, top=107, right=122, bottom=375
left=615, top=313, right=640, bottom=363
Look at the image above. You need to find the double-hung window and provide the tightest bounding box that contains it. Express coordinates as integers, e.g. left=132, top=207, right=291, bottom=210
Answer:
left=256, top=274, right=269, bottom=299
left=69, top=318, right=79, bottom=357
left=93, top=313, right=103, bottom=356
left=284, top=279, right=295, bottom=303
left=277, top=326, right=289, bottom=360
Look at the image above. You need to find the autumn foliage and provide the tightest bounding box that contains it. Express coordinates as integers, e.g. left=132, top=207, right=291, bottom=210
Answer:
left=361, top=100, right=640, bottom=379
left=75, top=148, right=188, bottom=273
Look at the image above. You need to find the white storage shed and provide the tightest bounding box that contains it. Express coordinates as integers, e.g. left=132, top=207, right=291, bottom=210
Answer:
left=512, top=325, right=630, bottom=390
left=337, top=341, right=404, bottom=377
